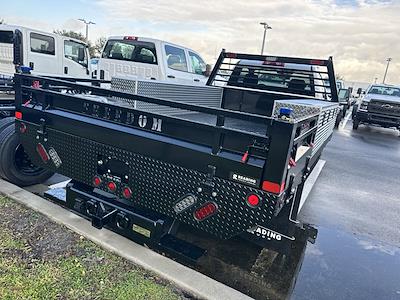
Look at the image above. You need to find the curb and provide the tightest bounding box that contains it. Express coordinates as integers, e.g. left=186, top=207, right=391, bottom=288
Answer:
left=0, top=179, right=253, bottom=300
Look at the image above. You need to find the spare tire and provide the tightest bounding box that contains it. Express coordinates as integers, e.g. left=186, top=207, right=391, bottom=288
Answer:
left=0, top=123, right=54, bottom=186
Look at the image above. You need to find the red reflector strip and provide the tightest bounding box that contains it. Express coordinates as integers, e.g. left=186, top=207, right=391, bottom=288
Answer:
left=36, top=143, right=49, bottom=162
left=225, top=52, right=237, bottom=58
left=262, top=181, right=285, bottom=194
left=15, top=111, right=22, bottom=119
left=241, top=150, right=249, bottom=163
left=194, top=202, right=217, bottom=221
left=310, top=59, right=324, bottom=66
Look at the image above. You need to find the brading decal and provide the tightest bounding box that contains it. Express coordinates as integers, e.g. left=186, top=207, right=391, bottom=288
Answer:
left=230, top=172, right=260, bottom=187
left=247, top=226, right=283, bottom=241
left=83, top=101, right=163, bottom=133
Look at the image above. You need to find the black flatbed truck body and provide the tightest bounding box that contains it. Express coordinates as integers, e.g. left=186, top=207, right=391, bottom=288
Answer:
left=12, top=52, right=338, bottom=259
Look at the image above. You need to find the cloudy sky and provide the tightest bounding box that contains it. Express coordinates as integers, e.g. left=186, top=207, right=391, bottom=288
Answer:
left=1, top=0, right=399, bottom=84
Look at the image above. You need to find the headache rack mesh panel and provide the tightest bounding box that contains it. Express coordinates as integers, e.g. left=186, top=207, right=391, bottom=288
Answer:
left=208, top=53, right=335, bottom=101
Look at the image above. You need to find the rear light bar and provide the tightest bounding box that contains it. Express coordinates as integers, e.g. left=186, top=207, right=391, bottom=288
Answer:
left=194, top=202, right=217, bottom=221
left=123, top=36, right=138, bottom=41
left=263, top=61, right=285, bottom=67
left=262, top=181, right=285, bottom=194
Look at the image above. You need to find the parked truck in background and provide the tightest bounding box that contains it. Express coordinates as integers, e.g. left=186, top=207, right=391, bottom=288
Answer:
left=0, top=25, right=92, bottom=119
left=97, top=36, right=210, bottom=85
left=352, top=84, right=400, bottom=131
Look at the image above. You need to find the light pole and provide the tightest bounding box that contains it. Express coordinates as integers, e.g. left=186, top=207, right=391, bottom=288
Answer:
left=260, top=22, right=272, bottom=55
left=382, top=57, right=392, bottom=84
left=78, top=18, right=95, bottom=40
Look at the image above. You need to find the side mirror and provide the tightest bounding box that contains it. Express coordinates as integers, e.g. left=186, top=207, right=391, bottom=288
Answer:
left=204, top=64, right=212, bottom=77
left=362, top=90, right=366, bottom=95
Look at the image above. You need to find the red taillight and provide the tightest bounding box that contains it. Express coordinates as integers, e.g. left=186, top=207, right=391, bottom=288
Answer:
left=246, top=194, right=260, bottom=207
left=123, top=36, right=138, bottom=40
left=194, top=202, right=217, bottom=221
left=107, top=181, right=117, bottom=192
left=15, top=111, right=22, bottom=120
left=122, top=187, right=132, bottom=199
left=93, top=176, right=102, bottom=187
left=262, top=181, right=285, bottom=194
left=225, top=52, right=237, bottom=58
left=36, top=143, right=49, bottom=162
left=19, top=122, right=27, bottom=133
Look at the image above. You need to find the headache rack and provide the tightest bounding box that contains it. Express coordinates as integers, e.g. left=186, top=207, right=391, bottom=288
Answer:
left=207, top=50, right=338, bottom=103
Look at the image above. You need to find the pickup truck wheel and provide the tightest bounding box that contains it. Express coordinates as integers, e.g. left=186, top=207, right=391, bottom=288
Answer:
left=352, top=119, right=359, bottom=130
left=0, top=123, right=54, bottom=186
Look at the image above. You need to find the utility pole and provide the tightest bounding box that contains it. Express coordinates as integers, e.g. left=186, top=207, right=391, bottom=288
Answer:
left=78, top=18, right=95, bottom=40
left=382, top=57, right=392, bottom=84
left=260, top=22, right=272, bottom=55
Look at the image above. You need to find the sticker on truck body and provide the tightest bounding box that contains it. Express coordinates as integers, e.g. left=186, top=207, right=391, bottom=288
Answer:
left=247, top=225, right=294, bottom=241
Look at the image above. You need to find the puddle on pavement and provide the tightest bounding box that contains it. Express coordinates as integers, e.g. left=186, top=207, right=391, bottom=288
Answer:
left=178, top=225, right=400, bottom=300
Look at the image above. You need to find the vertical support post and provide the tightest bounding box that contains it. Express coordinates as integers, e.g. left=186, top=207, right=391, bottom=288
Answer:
left=212, top=115, right=225, bottom=155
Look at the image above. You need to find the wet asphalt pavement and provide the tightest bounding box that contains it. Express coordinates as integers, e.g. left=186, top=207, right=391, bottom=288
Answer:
left=293, top=117, right=400, bottom=299
left=26, top=112, right=400, bottom=299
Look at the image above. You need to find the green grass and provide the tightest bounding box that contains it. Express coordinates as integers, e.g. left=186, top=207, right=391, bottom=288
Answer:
left=0, top=196, right=182, bottom=300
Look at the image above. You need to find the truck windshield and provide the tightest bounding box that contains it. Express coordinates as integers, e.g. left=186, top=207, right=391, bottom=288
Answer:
left=0, top=31, right=13, bottom=44
left=368, top=86, right=400, bottom=97
left=102, top=40, right=157, bottom=65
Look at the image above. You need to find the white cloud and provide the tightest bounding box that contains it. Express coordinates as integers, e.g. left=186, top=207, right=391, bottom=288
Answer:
left=95, top=0, right=400, bottom=84
left=3, top=0, right=399, bottom=83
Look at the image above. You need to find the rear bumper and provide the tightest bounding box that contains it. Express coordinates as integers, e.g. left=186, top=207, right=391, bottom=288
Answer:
left=356, top=110, right=400, bottom=128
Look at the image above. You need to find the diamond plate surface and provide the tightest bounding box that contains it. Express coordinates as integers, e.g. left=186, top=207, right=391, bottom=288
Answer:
left=110, top=77, right=223, bottom=116
left=21, top=125, right=277, bottom=239
left=273, top=101, right=321, bottom=121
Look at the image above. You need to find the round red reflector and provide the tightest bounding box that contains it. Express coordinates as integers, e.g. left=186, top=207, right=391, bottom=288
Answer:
left=247, top=194, right=260, bottom=207
left=93, top=176, right=102, bottom=187
left=122, top=187, right=132, bottom=199
left=107, top=181, right=117, bottom=192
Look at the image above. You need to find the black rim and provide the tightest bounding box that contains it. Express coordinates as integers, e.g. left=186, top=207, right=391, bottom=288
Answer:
left=14, top=144, right=45, bottom=175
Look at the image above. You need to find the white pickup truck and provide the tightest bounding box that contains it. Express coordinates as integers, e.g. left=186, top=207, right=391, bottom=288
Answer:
left=0, top=25, right=91, bottom=79
left=97, top=36, right=210, bottom=85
